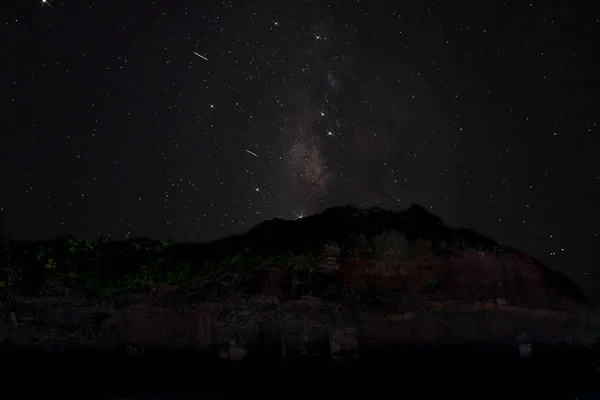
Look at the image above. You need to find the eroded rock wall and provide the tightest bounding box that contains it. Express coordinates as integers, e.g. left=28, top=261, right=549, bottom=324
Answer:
left=1, top=230, right=597, bottom=360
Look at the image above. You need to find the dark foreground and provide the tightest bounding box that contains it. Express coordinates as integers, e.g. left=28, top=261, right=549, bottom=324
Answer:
left=4, top=345, right=600, bottom=399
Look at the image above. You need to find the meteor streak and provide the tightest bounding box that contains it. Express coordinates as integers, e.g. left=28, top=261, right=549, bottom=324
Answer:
left=193, top=51, right=208, bottom=61
left=245, top=149, right=258, bottom=157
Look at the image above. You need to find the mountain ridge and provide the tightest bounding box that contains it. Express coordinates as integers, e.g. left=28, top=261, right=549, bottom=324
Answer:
left=0, top=203, right=597, bottom=363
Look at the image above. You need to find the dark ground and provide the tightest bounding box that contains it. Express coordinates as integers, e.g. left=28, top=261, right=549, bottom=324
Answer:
left=3, top=345, right=600, bottom=399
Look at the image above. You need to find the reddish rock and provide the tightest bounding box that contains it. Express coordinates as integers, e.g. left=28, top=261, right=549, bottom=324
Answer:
left=1, top=206, right=598, bottom=360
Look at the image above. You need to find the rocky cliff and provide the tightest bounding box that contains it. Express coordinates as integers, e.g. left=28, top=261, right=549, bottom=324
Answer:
left=1, top=204, right=599, bottom=363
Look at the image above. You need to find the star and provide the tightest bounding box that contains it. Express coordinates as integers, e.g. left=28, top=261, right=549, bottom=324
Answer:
left=2, top=0, right=599, bottom=303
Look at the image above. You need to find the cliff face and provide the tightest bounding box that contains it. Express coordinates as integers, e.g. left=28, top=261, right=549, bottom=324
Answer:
left=1, top=205, right=599, bottom=361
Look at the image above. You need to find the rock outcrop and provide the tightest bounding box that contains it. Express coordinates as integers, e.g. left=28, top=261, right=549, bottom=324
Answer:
left=1, top=204, right=599, bottom=362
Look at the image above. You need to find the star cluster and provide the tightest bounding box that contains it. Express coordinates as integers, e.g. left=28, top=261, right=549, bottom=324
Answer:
left=1, top=1, right=599, bottom=297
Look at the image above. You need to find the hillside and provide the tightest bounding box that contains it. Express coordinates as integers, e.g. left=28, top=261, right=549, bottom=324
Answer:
left=0, top=204, right=599, bottom=362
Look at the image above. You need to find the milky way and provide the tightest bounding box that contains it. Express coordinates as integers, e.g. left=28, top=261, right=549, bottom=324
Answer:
left=286, top=110, right=331, bottom=202
left=1, top=1, right=599, bottom=298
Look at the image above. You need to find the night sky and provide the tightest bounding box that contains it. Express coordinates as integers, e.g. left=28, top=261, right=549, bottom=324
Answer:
left=1, top=1, right=599, bottom=297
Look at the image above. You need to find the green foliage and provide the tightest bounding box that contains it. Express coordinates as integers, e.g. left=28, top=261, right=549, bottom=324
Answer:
left=283, top=251, right=317, bottom=272
left=0, top=235, right=322, bottom=300
left=423, top=278, right=440, bottom=293
left=322, top=282, right=342, bottom=298
left=0, top=204, right=478, bottom=301
left=0, top=236, right=186, bottom=298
